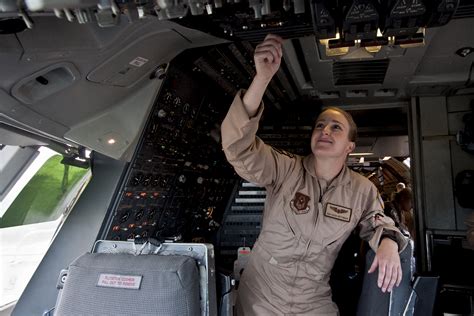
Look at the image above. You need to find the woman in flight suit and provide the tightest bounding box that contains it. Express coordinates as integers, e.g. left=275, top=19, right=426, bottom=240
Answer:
left=221, top=34, right=407, bottom=315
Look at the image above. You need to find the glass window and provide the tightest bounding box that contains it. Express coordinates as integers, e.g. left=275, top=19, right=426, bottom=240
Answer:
left=0, top=146, right=91, bottom=309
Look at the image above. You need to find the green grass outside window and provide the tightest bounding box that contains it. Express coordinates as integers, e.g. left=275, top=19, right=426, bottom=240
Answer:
left=0, top=155, right=89, bottom=228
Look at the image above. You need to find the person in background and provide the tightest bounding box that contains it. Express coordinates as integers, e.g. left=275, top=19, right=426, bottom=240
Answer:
left=390, top=188, right=416, bottom=243
left=390, top=182, right=406, bottom=202
left=396, top=182, right=406, bottom=193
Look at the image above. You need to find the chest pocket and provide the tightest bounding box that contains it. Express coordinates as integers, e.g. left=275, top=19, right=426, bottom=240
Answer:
left=316, top=202, right=359, bottom=246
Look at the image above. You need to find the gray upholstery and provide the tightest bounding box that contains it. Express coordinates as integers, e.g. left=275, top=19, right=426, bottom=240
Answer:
left=357, top=242, right=414, bottom=316
left=55, top=253, right=200, bottom=316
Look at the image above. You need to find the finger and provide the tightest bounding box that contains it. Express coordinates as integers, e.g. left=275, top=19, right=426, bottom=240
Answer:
left=255, top=49, right=279, bottom=64
left=255, top=50, right=275, bottom=63
left=396, top=265, right=403, bottom=286
left=368, top=256, right=378, bottom=274
left=258, top=39, right=283, bottom=60
left=259, top=39, right=283, bottom=56
left=378, top=261, right=387, bottom=289
left=258, top=38, right=283, bottom=49
left=255, top=48, right=280, bottom=63
left=387, top=267, right=398, bottom=292
left=256, top=42, right=282, bottom=59
left=382, top=264, right=393, bottom=292
left=264, top=33, right=284, bottom=43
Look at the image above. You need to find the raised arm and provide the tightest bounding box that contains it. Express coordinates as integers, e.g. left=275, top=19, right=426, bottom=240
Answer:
left=242, top=34, right=283, bottom=117
left=221, top=34, right=296, bottom=188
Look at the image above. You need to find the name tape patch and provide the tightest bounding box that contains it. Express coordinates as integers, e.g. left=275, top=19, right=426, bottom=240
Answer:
left=97, top=273, right=142, bottom=290
left=324, top=203, right=352, bottom=222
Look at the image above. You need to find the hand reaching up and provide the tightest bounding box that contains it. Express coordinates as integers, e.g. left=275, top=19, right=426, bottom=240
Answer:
left=254, top=34, right=284, bottom=82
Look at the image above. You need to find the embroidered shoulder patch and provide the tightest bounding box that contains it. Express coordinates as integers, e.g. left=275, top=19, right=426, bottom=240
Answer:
left=273, top=147, right=295, bottom=158
left=290, top=192, right=311, bottom=214
left=324, top=203, right=352, bottom=222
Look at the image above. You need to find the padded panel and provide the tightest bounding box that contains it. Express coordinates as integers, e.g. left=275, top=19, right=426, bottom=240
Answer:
left=356, top=242, right=414, bottom=316
left=55, top=253, right=200, bottom=316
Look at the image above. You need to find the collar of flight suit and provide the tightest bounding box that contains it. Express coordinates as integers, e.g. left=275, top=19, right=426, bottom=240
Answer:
left=302, top=154, right=352, bottom=188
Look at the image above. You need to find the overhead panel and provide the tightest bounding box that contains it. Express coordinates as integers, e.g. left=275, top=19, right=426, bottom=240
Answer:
left=333, top=59, right=389, bottom=86
left=453, top=0, right=474, bottom=19
left=11, top=62, right=80, bottom=104
left=87, top=29, right=189, bottom=87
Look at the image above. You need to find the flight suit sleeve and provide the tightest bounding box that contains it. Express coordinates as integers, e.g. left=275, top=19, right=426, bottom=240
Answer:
left=358, top=184, right=408, bottom=253
left=221, top=90, right=295, bottom=188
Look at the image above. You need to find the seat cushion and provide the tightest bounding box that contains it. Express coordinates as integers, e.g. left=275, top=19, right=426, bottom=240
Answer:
left=55, top=253, right=200, bottom=316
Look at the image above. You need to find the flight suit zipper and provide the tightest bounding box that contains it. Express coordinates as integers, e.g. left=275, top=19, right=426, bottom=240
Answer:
left=305, top=185, right=336, bottom=253
left=287, top=183, right=332, bottom=313
left=287, top=185, right=337, bottom=313
left=288, top=176, right=341, bottom=312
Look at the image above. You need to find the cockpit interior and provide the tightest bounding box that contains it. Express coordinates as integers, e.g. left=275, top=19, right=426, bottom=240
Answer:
left=1, top=0, right=473, bottom=315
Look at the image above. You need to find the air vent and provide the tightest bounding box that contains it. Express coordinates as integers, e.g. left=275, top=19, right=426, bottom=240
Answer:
left=318, top=91, right=340, bottom=99
left=374, top=88, right=397, bottom=97
left=333, top=59, right=389, bottom=86
left=453, top=0, right=474, bottom=19
left=346, top=89, right=368, bottom=97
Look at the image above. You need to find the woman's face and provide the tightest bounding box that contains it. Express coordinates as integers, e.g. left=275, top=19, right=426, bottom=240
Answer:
left=311, top=109, right=355, bottom=159
left=401, top=198, right=412, bottom=212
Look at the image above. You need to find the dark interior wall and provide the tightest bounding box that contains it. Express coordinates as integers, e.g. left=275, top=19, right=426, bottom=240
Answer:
left=411, top=94, right=474, bottom=314
left=415, top=94, right=474, bottom=233
left=447, top=95, right=474, bottom=231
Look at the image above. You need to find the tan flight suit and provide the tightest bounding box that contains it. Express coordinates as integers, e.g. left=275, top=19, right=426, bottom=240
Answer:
left=221, top=91, right=408, bottom=316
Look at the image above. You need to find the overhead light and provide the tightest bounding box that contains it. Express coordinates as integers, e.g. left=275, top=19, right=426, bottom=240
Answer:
left=383, top=156, right=391, bottom=161
left=456, top=47, right=474, bottom=58
left=319, top=31, right=341, bottom=46
left=349, top=153, right=373, bottom=156
left=320, top=32, right=350, bottom=56
left=326, top=46, right=350, bottom=56
left=97, top=131, right=128, bottom=150
left=359, top=157, right=365, bottom=164
left=365, top=45, right=382, bottom=53
left=403, top=157, right=411, bottom=168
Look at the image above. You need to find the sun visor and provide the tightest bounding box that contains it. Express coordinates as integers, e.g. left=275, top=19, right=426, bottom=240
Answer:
left=87, top=29, right=189, bottom=87
left=64, top=79, right=161, bottom=160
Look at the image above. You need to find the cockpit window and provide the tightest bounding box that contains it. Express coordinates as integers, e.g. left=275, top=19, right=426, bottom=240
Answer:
left=0, top=146, right=91, bottom=309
